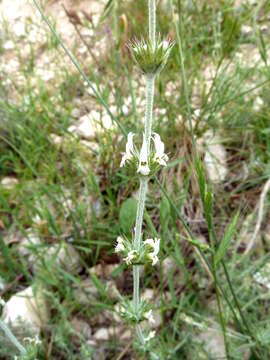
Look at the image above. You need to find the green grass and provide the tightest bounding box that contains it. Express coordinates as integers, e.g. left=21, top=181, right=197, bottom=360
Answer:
left=1, top=0, right=270, bottom=359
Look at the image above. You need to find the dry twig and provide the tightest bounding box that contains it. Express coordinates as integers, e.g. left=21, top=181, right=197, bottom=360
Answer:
left=245, top=178, right=270, bottom=253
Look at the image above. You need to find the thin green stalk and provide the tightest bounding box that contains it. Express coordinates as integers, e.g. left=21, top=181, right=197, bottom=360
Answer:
left=212, top=260, right=230, bottom=358
left=0, top=320, right=26, bottom=354
left=136, top=323, right=146, bottom=345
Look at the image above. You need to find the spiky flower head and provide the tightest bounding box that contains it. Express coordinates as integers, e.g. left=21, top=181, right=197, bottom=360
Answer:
left=116, top=299, right=153, bottom=324
left=128, top=36, right=175, bottom=75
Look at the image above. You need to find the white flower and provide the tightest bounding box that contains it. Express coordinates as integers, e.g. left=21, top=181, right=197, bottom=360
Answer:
left=144, top=238, right=160, bottom=256
left=120, top=132, right=135, bottom=167
left=144, top=309, right=155, bottom=324
left=153, top=133, right=168, bottom=166
left=148, top=253, right=159, bottom=266
left=115, top=303, right=125, bottom=315
left=0, top=297, right=5, bottom=307
left=23, top=335, right=42, bottom=345
left=137, top=133, right=150, bottom=176
left=159, top=40, right=169, bottom=49
left=123, top=250, right=137, bottom=265
left=144, top=330, right=156, bottom=342
left=144, top=238, right=160, bottom=266
left=115, top=236, right=125, bottom=253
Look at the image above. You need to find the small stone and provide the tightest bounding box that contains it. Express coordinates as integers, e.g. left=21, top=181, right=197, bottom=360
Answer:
left=91, top=264, right=118, bottom=278
left=0, top=277, right=5, bottom=291
left=3, top=40, right=15, bottom=50
left=13, top=22, right=25, bottom=37
left=68, top=115, right=95, bottom=140
left=80, top=140, right=99, bottom=153
left=122, top=104, right=129, bottom=115
left=197, top=327, right=226, bottom=359
left=1, top=177, right=19, bottom=189
left=141, top=289, right=155, bottom=302
left=71, top=108, right=81, bottom=118
left=19, top=231, right=41, bottom=258
left=81, top=28, right=94, bottom=37
left=93, top=327, right=110, bottom=341
left=19, top=238, right=81, bottom=274
left=43, top=243, right=81, bottom=274
left=78, top=46, right=87, bottom=55
left=203, top=131, right=228, bottom=183
left=106, top=280, right=120, bottom=300
left=93, top=326, right=130, bottom=341
left=120, top=329, right=132, bottom=340
left=49, top=134, right=64, bottom=147
left=242, top=25, right=253, bottom=35
left=74, top=278, right=99, bottom=305
left=253, top=96, right=263, bottom=111
left=2, top=286, right=49, bottom=337
left=71, top=317, right=92, bottom=341
left=100, top=113, right=113, bottom=130
left=162, top=257, right=178, bottom=273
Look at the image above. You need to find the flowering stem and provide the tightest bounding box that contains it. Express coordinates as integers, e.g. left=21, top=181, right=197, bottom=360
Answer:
left=132, top=0, right=156, bottom=345
left=148, top=0, right=156, bottom=46
left=144, top=74, right=156, bottom=155
left=133, top=178, right=148, bottom=343
left=132, top=66, right=155, bottom=346
left=133, top=177, right=148, bottom=313
left=134, top=178, right=148, bottom=251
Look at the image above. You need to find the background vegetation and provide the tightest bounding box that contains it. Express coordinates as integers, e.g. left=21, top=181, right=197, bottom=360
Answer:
left=0, top=0, right=270, bottom=358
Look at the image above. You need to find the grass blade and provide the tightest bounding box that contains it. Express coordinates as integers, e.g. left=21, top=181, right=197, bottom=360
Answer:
left=215, top=212, right=239, bottom=267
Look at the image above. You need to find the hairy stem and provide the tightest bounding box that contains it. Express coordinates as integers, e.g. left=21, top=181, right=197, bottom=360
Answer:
left=0, top=320, right=26, bottom=354
left=148, top=0, right=156, bottom=45
left=133, top=178, right=148, bottom=315
left=134, top=178, right=148, bottom=251
left=144, top=74, right=156, bottom=155
left=132, top=0, right=156, bottom=345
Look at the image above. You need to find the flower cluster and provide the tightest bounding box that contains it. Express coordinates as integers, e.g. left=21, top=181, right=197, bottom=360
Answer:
left=144, top=237, right=160, bottom=266
left=129, top=36, right=175, bottom=75
left=115, top=236, right=160, bottom=266
left=116, top=299, right=155, bottom=325
left=120, top=132, right=168, bottom=176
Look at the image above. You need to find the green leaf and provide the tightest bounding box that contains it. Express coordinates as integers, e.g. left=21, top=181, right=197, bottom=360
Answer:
left=100, top=0, right=114, bottom=22
left=215, top=212, right=239, bottom=266
left=119, top=198, right=137, bottom=234
left=160, top=194, right=170, bottom=229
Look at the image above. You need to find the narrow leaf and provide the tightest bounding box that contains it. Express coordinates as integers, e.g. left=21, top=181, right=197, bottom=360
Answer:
left=215, top=212, right=239, bottom=266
